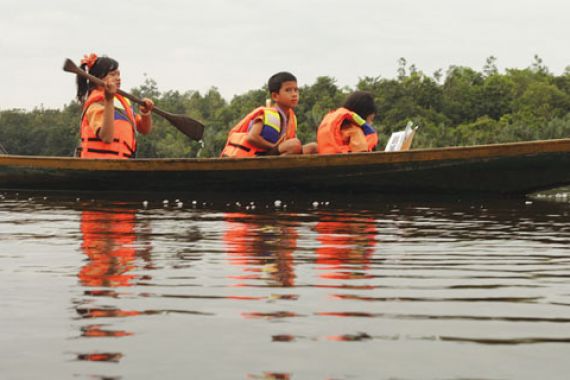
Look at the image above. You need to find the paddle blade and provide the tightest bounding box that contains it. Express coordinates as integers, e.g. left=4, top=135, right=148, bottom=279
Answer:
left=161, top=112, right=205, bottom=141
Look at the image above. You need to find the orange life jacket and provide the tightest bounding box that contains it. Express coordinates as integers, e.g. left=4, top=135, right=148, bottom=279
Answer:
left=220, top=107, right=298, bottom=157
left=79, top=89, right=138, bottom=159
left=317, top=108, right=378, bottom=154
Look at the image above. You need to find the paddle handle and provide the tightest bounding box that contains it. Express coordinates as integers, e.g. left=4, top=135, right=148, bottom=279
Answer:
left=63, top=58, right=205, bottom=140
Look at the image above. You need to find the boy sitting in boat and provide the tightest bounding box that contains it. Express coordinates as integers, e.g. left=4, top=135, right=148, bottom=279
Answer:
left=76, top=53, right=154, bottom=159
left=317, top=91, right=378, bottom=154
left=221, top=72, right=317, bottom=157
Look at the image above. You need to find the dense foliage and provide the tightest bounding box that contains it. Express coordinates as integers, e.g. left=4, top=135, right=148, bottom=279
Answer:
left=2, top=56, right=570, bottom=158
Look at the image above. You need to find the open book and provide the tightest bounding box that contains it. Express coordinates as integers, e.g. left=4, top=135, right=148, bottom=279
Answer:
left=385, top=121, right=418, bottom=152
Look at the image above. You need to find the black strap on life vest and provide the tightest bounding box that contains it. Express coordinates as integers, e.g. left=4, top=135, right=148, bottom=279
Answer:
left=228, top=142, right=251, bottom=152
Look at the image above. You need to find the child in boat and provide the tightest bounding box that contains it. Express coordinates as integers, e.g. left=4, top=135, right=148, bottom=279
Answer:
left=317, top=91, right=378, bottom=154
left=220, top=72, right=317, bottom=157
left=75, top=53, right=154, bottom=159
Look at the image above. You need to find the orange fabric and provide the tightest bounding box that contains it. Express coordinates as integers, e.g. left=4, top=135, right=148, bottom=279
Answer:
left=84, top=102, right=105, bottom=135
left=220, top=107, right=297, bottom=158
left=340, top=124, right=368, bottom=153
left=79, top=89, right=137, bottom=159
left=317, top=108, right=378, bottom=154
left=84, top=103, right=143, bottom=135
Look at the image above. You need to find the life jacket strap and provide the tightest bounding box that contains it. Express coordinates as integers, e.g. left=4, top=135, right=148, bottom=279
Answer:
left=83, top=147, right=134, bottom=158
left=228, top=142, right=251, bottom=152
left=82, top=137, right=121, bottom=143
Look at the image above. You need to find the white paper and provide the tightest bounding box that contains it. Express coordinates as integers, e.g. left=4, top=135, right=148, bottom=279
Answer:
left=385, top=121, right=417, bottom=152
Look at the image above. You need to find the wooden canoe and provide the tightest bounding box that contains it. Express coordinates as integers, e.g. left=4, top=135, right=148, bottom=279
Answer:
left=1, top=138, right=570, bottom=196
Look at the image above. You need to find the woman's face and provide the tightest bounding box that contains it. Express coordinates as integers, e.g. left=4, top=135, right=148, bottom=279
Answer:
left=102, top=69, right=121, bottom=88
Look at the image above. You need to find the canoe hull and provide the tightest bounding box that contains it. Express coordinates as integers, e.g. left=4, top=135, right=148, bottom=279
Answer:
left=2, top=139, right=570, bottom=196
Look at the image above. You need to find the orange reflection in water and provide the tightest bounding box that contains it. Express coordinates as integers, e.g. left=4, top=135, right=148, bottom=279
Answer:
left=76, top=352, right=123, bottom=363
left=76, top=207, right=152, bottom=368
left=224, top=213, right=297, bottom=287
left=79, top=209, right=141, bottom=288
left=81, top=324, right=133, bottom=338
left=76, top=307, right=143, bottom=319
left=315, top=214, right=377, bottom=281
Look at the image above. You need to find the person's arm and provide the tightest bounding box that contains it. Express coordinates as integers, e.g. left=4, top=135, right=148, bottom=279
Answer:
left=137, top=98, right=154, bottom=135
left=98, top=79, right=117, bottom=144
left=246, top=119, right=278, bottom=150
left=341, top=124, right=368, bottom=153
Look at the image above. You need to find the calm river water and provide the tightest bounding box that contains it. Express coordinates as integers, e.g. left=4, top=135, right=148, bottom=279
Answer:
left=1, top=190, right=570, bottom=379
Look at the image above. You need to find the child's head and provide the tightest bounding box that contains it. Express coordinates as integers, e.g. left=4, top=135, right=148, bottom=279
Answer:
left=342, top=91, right=377, bottom=123
left=76, top=53, right=120, bottom=102
left=268, top=72, right=299, bottom=109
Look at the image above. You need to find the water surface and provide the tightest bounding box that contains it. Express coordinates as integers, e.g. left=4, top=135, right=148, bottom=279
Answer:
left=1, top=191, right=569, bottom=379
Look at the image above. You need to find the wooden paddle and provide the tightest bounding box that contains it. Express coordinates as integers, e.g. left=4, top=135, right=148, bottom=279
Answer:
left=63, top=58, right=205, bottom=141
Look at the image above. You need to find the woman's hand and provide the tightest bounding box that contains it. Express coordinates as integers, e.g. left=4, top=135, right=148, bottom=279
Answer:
left=140, top=98, right=154, bottom=116
left=137, top=98, right=154, bottom=135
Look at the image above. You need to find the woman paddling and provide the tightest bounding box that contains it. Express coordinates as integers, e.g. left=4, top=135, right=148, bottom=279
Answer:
left=75, top=53, right=154, bottom=159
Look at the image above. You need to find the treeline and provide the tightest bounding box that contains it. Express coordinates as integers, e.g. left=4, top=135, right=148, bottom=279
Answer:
left=1, top=56, right=570, bottom=158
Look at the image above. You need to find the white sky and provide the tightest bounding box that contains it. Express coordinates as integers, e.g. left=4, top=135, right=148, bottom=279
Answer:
left=0, top=0, right=568, bottom=110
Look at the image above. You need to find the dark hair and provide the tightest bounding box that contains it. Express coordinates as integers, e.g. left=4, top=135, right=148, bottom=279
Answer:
left=342, top=91, right=377, bottom=120
left=76, top=56, right=119, bottom=103
left=268, top=72, right=297, bottom=94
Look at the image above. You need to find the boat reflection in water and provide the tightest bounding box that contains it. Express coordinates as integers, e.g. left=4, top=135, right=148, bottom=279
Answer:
left=75, top=206, right=152, bottom=364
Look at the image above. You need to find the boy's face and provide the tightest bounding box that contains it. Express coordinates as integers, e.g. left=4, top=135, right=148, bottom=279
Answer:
left=271, top=80, right=299, bottom=109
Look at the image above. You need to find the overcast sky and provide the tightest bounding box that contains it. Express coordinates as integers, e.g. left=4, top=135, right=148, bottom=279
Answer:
left=1, top=0, right=568, bottom=110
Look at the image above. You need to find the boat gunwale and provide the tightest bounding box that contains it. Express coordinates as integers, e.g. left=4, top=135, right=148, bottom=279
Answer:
left=1, top=138, right=570, bottom=172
